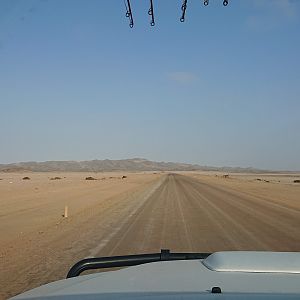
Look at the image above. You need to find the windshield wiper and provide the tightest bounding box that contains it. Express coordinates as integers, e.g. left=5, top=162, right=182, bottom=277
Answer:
left=67, top=249, right=211, bottom=278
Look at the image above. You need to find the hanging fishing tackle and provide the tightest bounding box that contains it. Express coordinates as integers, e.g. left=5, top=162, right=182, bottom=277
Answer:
left=124, top=0, right=134, bottom=28
left=148, top=0, right=155, bottom=26
left=180, top=0, right=188, bottom=22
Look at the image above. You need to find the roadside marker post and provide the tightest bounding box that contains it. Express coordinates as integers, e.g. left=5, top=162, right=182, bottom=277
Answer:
left=64, top=205, right=68, bottom=218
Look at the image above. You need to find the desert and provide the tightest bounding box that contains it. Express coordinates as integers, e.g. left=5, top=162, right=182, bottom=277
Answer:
left=1, top=170, right=300, bottom=299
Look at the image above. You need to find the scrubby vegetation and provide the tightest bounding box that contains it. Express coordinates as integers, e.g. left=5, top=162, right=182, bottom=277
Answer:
left=86, top=176, right=97, bottom=180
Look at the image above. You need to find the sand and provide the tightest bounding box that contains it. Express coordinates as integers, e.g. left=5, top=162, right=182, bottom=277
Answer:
left=0, top=171, right=299, bottom=299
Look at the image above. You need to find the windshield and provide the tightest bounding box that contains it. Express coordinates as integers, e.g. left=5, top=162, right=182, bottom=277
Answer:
left=0, top=0, right=300, bottom=298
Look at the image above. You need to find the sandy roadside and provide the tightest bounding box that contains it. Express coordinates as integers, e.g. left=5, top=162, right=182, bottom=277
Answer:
left=0, top=172, right=162, bottom=299
left=182, top=171, right=300, bottom=211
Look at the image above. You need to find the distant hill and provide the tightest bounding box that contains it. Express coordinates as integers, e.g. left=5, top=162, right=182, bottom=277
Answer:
left=0, top=158, right=200, bottom=172
left=0, top=158, right=275, bottom=173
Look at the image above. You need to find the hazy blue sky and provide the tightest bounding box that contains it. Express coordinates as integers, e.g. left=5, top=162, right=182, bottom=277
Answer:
left=0, top=0, right=299, bottom=170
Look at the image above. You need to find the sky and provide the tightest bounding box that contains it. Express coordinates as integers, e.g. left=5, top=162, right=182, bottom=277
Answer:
left=0, top=0, right=299, bottom=170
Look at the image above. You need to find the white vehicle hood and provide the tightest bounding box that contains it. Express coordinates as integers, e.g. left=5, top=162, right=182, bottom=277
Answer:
left=12, top=252, right=300, bottom=299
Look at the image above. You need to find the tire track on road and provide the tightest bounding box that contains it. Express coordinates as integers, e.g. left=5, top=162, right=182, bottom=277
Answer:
left=178, top=174, right=300, bottom=251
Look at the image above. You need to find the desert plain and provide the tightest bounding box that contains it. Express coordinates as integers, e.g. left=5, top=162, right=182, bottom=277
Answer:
left=0, top=171, right=300, bottom=299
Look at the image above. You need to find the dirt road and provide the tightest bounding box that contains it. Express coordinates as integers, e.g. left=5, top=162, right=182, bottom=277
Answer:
left=99, top=173, right=300, bottom=256
left=1, top=173, right=300, bottom=298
